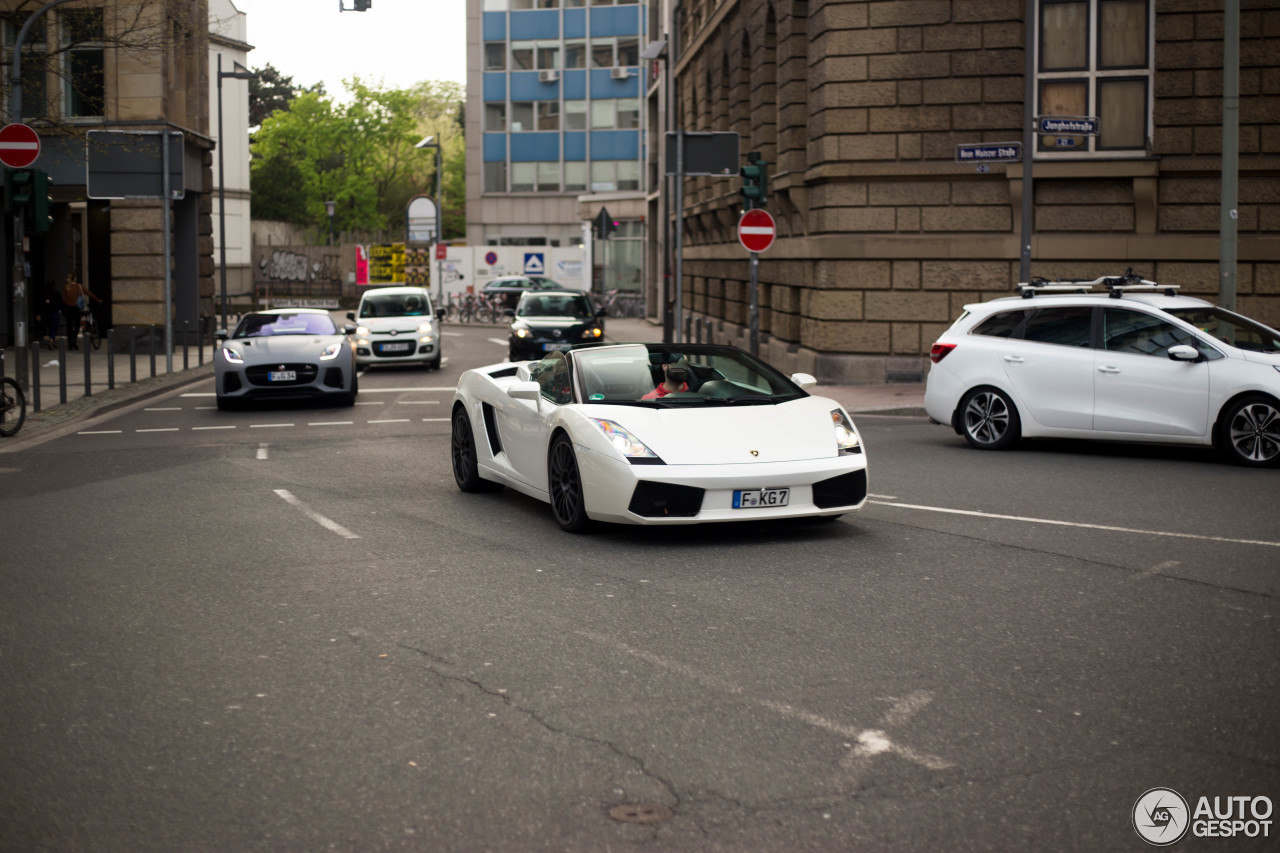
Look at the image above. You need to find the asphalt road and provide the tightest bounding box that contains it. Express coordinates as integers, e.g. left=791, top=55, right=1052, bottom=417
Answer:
left=1, top=323, right=1276, bottom=852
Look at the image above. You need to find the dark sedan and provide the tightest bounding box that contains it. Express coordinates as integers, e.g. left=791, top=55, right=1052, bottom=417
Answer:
left=507, top=291, right=605, bottom=361
left=482, top=275, right=567, bottom=311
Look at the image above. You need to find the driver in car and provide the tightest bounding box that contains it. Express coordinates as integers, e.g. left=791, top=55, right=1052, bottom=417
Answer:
left=642, top=363, right=690, bottom=399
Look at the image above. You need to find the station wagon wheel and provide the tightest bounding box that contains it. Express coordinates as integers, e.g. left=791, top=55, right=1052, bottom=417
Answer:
left=452, top=407, right=500, bottom=492
left=548, top=433, right=591, bottom=532
left=1221, top=395, right=1280, bottom=467
left=960, top=387, right=1020, bottom=450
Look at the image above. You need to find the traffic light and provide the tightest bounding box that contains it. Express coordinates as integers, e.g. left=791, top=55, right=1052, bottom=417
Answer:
left=740, top=152, right=768, bottom=211
left=4, top=168, right=32, bottom=213
left=31, top=170, right=53, bottom=234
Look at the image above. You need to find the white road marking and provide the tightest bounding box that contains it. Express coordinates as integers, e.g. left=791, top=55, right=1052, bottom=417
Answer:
left=423, top=418, right=449, bottom=422
left=487, top=338, right=508, bottom=346
left=192, top=425, right=235, bottom=431
left=309, top=421, right=354, bottom=426
left=354, top=401, right=382, bottom=406
left=250, top=423, right=294, bottom=429
left=256, top=444, right=268, bottom=460
left=868, top=493, right=898, bottom=500
left=396, top=400, right=439, bottom=405
left=870, top=500, right=1280, bottom=548
left=77, top=430, right=122, bottom=435
left=180, top=392, right=216, bottom=397
left=273, top=489, right=359, bottom=539
left=368, top=419, right=411, bottom=424
left=578, top=632, right=951, bottom=773
left=136, top=428, right=179, bottom=433
left=144, top=407, right=182, bottom=411
left=357, top=387, right=454, bottom=393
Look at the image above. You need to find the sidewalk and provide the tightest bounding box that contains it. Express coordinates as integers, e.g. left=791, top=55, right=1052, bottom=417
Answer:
left=603, top=316, right=927, bottom=417
left=1, top=342, right=215, bottom=451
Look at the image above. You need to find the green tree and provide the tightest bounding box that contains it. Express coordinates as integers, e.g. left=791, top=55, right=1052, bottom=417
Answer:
left=248, top=64, right=319, bottom=127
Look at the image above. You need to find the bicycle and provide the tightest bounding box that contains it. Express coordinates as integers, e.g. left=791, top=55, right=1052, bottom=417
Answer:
left=601, top=289, right=645, bottom=319
left=79, top=307, right=102, bottom=350
left=1, top=349, right=27, bottom=438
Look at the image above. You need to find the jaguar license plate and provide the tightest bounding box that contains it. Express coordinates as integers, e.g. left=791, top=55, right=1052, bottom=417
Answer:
left=267, top=370, right=297, bottom=382
left=381, top=342, right=412, bottom=352
left=733, top=488, right=790, bottom=509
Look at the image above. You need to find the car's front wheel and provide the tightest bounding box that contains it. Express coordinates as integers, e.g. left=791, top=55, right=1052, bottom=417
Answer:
left=1220, top=395, right=1280, bottom=467
left=452, top=407, right=501, bottom=492
left=960, top=387, right=1020, bottom=450
left=548, top=433, right=591, bottom=532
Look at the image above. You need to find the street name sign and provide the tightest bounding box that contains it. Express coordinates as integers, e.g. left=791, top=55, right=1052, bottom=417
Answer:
left=738, top=208, right=776, bottom=253
left=1037, top=116, right=1099, bottom=135
left=0, top=123, right=41, bottom=168
left=955, top=142, right=1022, bottom=163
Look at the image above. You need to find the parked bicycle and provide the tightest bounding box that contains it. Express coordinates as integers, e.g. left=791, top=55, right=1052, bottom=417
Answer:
left=79, top=307, right=102, bottom=350
left=1, top=349, right=27, bottom=437
left=600, top=289, right=645, bottom=319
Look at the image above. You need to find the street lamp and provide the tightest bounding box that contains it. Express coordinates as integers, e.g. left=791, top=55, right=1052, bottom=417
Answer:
left=217, top=54, right=255, bottom=332
left=324, top=200, right=336, bottom=246
left=414, top=135, right=444, bottom=305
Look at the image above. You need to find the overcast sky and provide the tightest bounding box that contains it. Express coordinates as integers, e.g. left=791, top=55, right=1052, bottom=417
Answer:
left=230, top=0, right=467, bottom=97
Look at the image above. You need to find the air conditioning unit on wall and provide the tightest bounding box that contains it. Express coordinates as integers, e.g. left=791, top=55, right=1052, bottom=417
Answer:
left=610, top=67, right=630, bottom=80
left=538, top=69, right=560, bottom=83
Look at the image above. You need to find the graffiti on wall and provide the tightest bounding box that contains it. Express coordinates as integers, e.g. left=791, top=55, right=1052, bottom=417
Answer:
left=257, top=249, right=343, bottom=285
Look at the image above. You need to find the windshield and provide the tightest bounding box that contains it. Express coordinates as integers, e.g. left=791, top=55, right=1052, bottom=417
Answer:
left=517, top=294, right=594, bottom=318
left=1163, top=306, right=1280, bottom=353
left=571, top=344, right=807, bottom=407
left=234, top=312, right=338, bottom=338
left=358, top=291, right=433, bottom=318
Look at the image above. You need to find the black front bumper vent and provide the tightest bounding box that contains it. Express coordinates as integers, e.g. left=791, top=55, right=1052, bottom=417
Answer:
left=628, top=481, right=704, bottom=518
left=245, top=364, right=319, bottom=387
left=812, top=469, right=867, bottom=509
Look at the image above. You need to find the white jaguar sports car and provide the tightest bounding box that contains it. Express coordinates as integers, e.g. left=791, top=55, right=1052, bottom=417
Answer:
left=450, top=343, right=869, bottom=531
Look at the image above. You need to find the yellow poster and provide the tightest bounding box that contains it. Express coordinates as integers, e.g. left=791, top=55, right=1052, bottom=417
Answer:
left=367, top=243, right=406, bottom=284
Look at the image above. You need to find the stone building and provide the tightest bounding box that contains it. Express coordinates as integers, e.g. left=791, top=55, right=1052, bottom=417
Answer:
left=647, top=0, right=1280, bottom=382
left=2, top=0, right=212, bottom=348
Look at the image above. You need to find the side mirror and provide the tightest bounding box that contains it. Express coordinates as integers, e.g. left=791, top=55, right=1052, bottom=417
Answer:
left=343, top=323, right=357, bottom=335
left=1167, top=344, right=1201, bottom=362
left=791, top=372, right=818, bottom=390
left=507, top=380, right=541, bottom=402
left=215, top=330, right=229, bottom=342
left=346, top=312, right=356, bottom=321
left=504, top=308, right=515, bottom=317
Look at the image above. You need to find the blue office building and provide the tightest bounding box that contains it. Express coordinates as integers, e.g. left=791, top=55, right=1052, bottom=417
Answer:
left=466, top=0, right=647, bottom=289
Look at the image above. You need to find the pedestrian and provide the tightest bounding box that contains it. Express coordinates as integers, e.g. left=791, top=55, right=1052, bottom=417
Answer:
left=38, top=278, right=61, bottom=348
left=61, top=273, right=98, bottom=350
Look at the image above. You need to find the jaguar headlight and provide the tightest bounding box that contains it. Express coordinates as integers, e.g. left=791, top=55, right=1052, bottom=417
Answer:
left=221, top=346, right=244, bottom=364
left=589, top=418, right=658, bottom=460
left=320, top=342, right=343, bottom=360
left=831, top=408, right=862, bottom=455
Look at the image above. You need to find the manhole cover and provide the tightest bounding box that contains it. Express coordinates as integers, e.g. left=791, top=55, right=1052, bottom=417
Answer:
left=609, top=803, right=672, bottom=824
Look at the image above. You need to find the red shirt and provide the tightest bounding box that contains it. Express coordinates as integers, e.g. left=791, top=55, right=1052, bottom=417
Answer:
left=641, top=382, right=688, bottom=400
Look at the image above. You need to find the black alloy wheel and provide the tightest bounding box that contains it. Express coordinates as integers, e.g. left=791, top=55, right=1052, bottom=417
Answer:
left=960, top=387, right=1021, bottom=450
left=452, top=407, right=500, bottom=492
left=1221, top=395, right=1280, bottom=467
left=548, top=433, right=591, bottom=532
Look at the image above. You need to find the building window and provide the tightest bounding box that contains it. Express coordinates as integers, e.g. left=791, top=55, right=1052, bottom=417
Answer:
left=484, top=161, right=507, bottom=192
left=483, top=0, right=509, bottom=9
left=565, top=100, right=587, bottom=130
left=536, top=40, right=559, bottom=70
left=61, top=8, right=104, bottom=118
left=591, top=100, right=614, bottom=129
left=617, top=37, right=639, bottom=66
left=616, top=98, right=639, bottom=129
left=564, top=40, right=587, bottom=68
left=511, top=162, right=535, bottom=192
left=1037, top=0, right=1150, bottom=154
left=591, top=38, right=614, bottom=68
left=565, top=161, right=586, bottom=191
left=590, top=161, right=616, bottom=192
left=537, top=161, right=560, bottom=191
left=616, top=160, right=639, bottom=191
left=4, top=15, right=49, bottom=119
left=537, top=101, right=560, bottom=130
left=511, top=40, right=535, bottom=70
left=485, top=103, right=507, bottom=131
left=485, top=43, right=506, bottom=71
left=511, top=101, right=534, bottom=131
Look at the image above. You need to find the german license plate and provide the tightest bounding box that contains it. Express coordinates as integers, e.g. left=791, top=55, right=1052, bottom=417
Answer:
left=733, top=488, right=789, bottom=509
left=382, top=342, right=411, bottom=352
left=543, top=343, right=571, bottom=351
left=267, top=370, right=297, bottom=382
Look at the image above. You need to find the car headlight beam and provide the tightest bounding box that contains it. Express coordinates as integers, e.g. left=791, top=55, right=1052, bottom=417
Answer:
left=589, top=418, right=659, bottom=460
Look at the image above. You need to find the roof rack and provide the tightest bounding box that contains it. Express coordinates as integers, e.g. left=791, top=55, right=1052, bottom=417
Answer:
left=1016, top=268, right=1179, bottom=299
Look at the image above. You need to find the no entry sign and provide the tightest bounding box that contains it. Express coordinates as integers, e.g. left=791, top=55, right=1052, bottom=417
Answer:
left=0, top=123, right=40, bottom=169
left=738, top=208, right=776, bottom=253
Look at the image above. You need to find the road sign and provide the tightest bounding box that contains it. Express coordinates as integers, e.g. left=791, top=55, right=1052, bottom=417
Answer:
left=1037, top=115, right=1099, bottom=135
left=523, top=252, right=545, bottom=275
left=86, top=130, right=185, bottom=199
left=0, top=123, right=40, bottom=169
left=955, top=142, right=1022, bottom=163
left=738, top=209, right=776, bottom=253
left=665, top=132, right=740, bottom=176
left=436, top=243, right=447, bottom=260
